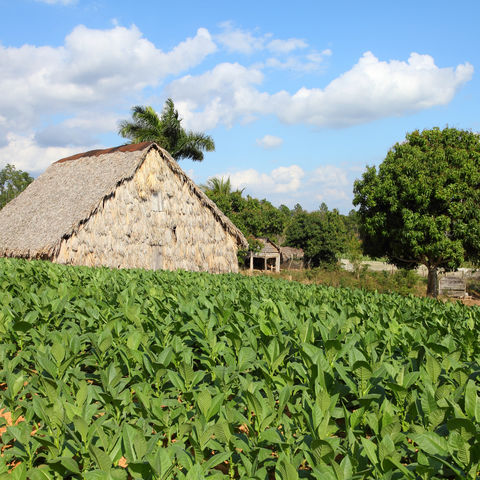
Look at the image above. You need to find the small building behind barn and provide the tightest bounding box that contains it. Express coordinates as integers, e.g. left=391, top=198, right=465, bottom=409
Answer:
left=248, top=238, right=281, bottom=272
left=0, top=142, right=247, bottom=273
left=280, top=246, right=304, bottom=270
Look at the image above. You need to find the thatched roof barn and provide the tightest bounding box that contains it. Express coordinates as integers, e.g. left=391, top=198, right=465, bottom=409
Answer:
left=0, top=142, right=247, bottom=273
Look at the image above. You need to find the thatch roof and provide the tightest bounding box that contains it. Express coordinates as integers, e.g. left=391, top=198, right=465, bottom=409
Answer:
left=280, top=246, right=304, bottom=260
left=255, top=238, right=281, bottom=254
left=0, top=142, right=247, bottom=258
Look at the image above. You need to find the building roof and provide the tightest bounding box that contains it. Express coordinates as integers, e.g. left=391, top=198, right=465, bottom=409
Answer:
left=0, top=142, right=247, bottom=258
left=256, top=238, right=281, bottom=254
left=280, top=246, right=304, bottom=260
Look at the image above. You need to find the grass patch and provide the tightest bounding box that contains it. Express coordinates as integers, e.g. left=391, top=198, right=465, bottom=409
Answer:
left=248, top=266, right=428, bottom=297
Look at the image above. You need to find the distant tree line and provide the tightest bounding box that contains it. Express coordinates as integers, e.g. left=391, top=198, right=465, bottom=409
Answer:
left=119, top=101, right=480, bottom=297
left=202, top=177, right=360, bottom=267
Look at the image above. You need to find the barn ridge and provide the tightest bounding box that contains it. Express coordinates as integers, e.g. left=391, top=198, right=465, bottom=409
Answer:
left=55, top=141, right=154, bottom=164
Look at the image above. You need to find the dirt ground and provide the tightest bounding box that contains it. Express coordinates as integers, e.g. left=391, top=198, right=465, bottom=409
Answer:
left=437, top=290, right=480, bottom=307
left=459, top=297, right=480, bottom=307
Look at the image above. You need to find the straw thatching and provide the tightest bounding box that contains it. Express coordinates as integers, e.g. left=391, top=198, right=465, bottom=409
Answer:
left=280, top=246, right=304, bottom=270
left=0, top=142, right=247, bottom=273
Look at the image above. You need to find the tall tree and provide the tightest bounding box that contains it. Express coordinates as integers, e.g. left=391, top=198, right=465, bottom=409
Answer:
left=118, top=99, right=215, bottom=161
left=353, top=127, right=480, bottom=297
left=0, top=164, right=33, bottom=210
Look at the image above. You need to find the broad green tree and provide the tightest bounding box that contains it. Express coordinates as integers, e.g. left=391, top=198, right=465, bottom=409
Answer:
left=0, top=164, right=33, bottom=210
left=118, top=98, right=215, bottom=161
left=285, top=204, right=347, bottom=267
left=353, top=127, right=480, bottom=297
left=237, top=196, right=287, bottom=239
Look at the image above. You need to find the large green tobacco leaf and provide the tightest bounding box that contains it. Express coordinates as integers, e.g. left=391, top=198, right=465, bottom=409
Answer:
left=0, top=257, right=479, bottom=478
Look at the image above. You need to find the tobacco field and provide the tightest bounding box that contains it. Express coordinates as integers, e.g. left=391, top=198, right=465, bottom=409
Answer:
left=0, top=258, right=479, bottom=479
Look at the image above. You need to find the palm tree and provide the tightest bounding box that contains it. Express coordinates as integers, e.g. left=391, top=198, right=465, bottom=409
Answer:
left=202, top=177, right=232, bottom=196
left=118, top=98, right=215, bottom=161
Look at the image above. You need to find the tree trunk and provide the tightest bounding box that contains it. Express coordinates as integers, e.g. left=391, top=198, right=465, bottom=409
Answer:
left=427, top=266, right=439, bottom=298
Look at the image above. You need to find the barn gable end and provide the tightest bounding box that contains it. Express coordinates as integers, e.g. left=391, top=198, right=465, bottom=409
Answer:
left=56, top=148, right=240, bottom=272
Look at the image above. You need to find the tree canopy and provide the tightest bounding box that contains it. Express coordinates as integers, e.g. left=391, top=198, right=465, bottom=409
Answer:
left=118, top=99, right=215, bottom=161
left=202, top=178, right=358, bottom=267
left=202, top=177, right=289, bottom=244
left=284, top=203, right=347, bottom=267
left=203, top=177, right=359, bottom=266
left=0, top=164, right=33, bottom=210
left=353, top=127, right=480, bottom=297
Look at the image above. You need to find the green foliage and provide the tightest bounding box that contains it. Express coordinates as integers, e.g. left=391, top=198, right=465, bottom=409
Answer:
left=353, top=127, right=480, bottom=296
left=285, top=203, right=347, bottom=267
left=0, top=164, right=33, bottom=210
left=203, top=177, right=289, bottom=243
left=233, top=196, right=289, bottom=240
left=203, top=179, right=361, bottom=266
left=118, top=99, right=215, bottom=161
left=202, top=177, right=233, bottom=197
left=1, top=258, right=479, bottom=478
left=279, top=266, right=426, bottom=296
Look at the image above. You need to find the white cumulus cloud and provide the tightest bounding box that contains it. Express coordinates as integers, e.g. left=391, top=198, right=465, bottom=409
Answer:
left=34, top=113, right=119, bottom=147
left=169, top=63, right=268, bottom=130
left=265, top=52, right=328, bottom=73
left=310, top=166, right=350, bottom=204
left=275, top=52, right=474, bottom=127
left=315, top=187, right=350, bottom=203
left=256, top=135, right=283, bottom=149
left=216, top=22, right=309, bottom=57
left=266, top=38, right=308, bottom=54
left=207, top=163, right=363, bottom=211
left=0, top=133, right=95, bottom=173
left=217, top=165, right=304, bottom=195
left=169, top=52, right=473, bottom=130
left=0, top=24, right=216, bottom=138
left=310, top=165, right=349, bottom=186
left=215, top=22, right=267, bottom=54
left=215, top=23, right=322, bottom=73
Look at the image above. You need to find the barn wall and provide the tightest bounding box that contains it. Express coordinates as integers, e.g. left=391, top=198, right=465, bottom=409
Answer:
left=55, top=149, right=240, bottom=273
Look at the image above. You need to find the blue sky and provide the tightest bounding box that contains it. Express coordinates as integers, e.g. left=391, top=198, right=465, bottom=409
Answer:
left=0, top=0, right=478, bottom=212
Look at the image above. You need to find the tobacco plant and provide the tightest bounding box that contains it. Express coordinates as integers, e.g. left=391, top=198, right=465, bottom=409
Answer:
left=0, top=258, right=479, bottom=479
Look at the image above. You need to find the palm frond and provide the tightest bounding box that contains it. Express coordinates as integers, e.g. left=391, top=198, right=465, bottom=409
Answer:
left=204, top=177, right=232, bottom=195
left=118, top=100, right=215, bottom=161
